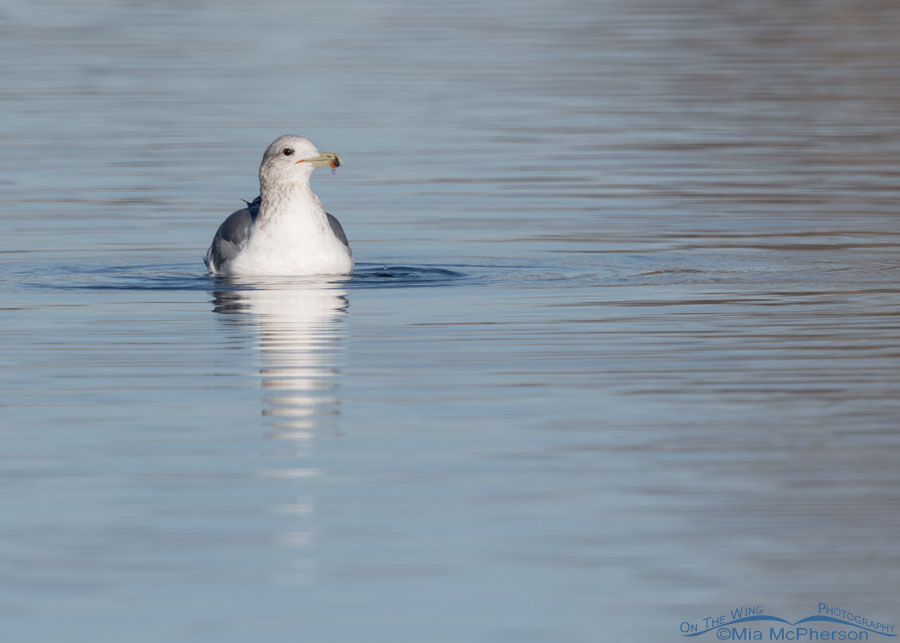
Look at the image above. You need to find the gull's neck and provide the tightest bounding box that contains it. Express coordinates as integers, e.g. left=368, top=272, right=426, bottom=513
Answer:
left=257, top=178, right=326, bottom=227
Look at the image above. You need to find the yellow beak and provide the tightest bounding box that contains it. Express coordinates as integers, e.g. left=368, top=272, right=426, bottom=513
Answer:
left=296, top=152, right=342, bottom=169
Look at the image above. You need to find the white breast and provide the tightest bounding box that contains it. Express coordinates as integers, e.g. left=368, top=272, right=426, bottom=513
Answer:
left=225, top=193, right=353, bottom=277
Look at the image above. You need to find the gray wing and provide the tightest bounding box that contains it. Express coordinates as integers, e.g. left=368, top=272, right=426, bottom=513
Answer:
left=326, top=212, right=350, bottom=248
left=204, top=197, right=260, bottom=272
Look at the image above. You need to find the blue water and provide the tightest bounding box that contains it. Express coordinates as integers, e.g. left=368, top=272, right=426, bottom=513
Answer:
left=2, top=1, right=900, bottom=641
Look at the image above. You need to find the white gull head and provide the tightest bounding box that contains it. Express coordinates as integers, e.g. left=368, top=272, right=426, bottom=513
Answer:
left=259, top=135, right=341, bottom=192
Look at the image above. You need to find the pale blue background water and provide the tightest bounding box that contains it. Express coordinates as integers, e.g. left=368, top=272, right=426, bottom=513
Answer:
left=2, top=1, right=899, bottom=641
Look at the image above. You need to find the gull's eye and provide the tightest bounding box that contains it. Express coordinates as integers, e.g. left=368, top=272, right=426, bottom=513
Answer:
left=282, top=148, right=294, bottom=156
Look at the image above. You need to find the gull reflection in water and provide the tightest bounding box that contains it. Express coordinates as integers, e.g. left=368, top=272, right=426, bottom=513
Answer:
left=212, top=279, right=349, bottom=584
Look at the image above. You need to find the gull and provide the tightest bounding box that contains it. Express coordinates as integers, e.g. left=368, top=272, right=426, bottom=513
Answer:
left=204, top=135, right=352, bottom=276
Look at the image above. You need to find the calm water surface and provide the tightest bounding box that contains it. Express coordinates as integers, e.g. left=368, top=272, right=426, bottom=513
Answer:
left=2, top=1, right=899, bottom=641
